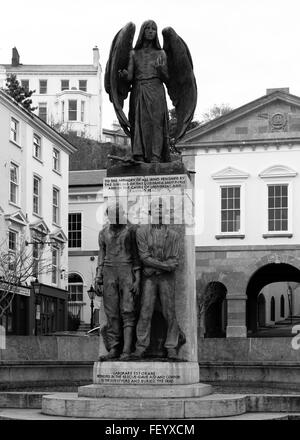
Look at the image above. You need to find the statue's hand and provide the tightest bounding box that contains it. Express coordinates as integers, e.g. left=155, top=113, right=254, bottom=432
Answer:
left=95, top=276, right=103, bottom=294
left=118, top=69, right=129, bottom=80
left=155, top=55, right=165, bottom=72
left=132, top=281, right=140, bottom=298
left=166, top=261, right=178, bottom=272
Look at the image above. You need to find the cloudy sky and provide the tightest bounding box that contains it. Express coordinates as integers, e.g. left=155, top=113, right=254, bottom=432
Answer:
left=1, top=0, right=300, bottom=127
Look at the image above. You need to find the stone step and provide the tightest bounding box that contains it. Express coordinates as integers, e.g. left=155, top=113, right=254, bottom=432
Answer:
left=78, top=383, right=212, bottom=399
left=42, top=393, right=247, bottom=419
left=1, top=408, right=299, bottom=420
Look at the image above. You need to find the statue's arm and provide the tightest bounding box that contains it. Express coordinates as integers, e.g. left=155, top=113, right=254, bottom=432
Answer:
left=119, top=50, right=134, bottom=82
left=165, top=232, right=180, bottom=270
left=96, top=231, right=105, bottom=284
left=136, top=228, right=172, bottom=272
left=156, top=50, right=169, bottom=83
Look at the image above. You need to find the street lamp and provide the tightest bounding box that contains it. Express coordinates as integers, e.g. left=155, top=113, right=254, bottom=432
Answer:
left=87, top=285, right=96, bottom=330
left=31, top=278, right=41, bottom=335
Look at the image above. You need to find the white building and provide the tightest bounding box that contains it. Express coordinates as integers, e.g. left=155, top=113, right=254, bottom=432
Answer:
left=179, top=88, right=300, bottom=337
left=68, top=169, right=106, bottom=326
left=0, top=47, right=103, bottom=141
left=0, top=89, right=76, bottom=335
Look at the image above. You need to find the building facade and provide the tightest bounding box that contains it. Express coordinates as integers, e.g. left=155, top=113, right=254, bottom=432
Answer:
left=0, top=47, right=103, bottom=141
left=102, top=121, right=130, bottom=147
left=0, top=90, right=76, bottom=335
left=179, top=88, right=300, bottom=337
left=68, top=169, right=106, bottom=326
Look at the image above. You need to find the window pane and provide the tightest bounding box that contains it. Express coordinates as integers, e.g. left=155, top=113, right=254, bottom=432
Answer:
left=68, top=213, right=82, bottom=248
left=61, top=80, right=69, bottom=91
left=268, top=185, right=289, bottom=231
left=68, top=100, right=77, bottom=121
left=220, top=186, right=241, bottom=233
left=282, top=185, right=288, bottom=196
left=79, top=80, right=87, bottom=92
left=38, top=103, right=47, bottom=122
left=39, top=80, right=47, bottom=94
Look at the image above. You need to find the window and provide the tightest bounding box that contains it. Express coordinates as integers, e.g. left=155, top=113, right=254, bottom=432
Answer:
left=52, top=148, right=60, bottom=172
left=10, top=163, right=19, bottom=205
left=52, top=249, right=58, bottom=284
left=68, top=213, right=82, bottom=248
left=68, top=100, right=77, bottom=121
left=61, top=80, right=69, bottom=91
left=39, top=80, right=47, bottom=94
left=8, top=230, right=17, bottom=252
left=21, top=80, right=29, bottom=91
left=38, top=103, right=47, bottom=122
left=52, top=187, right=60, bottom=224
left=33, top=176, right=41, bottom=215
left=79, top=80, right=87, bottom=92
left=280, top=295, right=285, bottom=318
left=268, top=184, right=288, bottom=231
left=10, top=118, right=19, bottom=143
left=68, top=273, right=83, bottom=301
left=33, top=134, right=42, bottom=159
left=221, top=186, right=240, bottom=233
left=80, top=101, right=85, bottom=122
left=61, top=101, right=65, bottom=122
left=270, top=296, right=275, bottom=321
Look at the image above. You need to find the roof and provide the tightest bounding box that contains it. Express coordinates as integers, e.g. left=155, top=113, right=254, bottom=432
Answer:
left=1, top=64, right=98, bottom=74
left=0, top=90, right=77, bottom=154
left=180, top=90, right=300, bottom=146
left=69, top=170, right=107, bottom=187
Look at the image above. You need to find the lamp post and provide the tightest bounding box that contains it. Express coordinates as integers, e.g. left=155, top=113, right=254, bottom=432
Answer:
left=87, top=285, right=96, bottom=330
left=31, top=278, right=41, bottom=336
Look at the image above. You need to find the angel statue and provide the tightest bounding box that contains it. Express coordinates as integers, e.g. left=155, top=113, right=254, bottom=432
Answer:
left=105, top=20, right=197, bottom=163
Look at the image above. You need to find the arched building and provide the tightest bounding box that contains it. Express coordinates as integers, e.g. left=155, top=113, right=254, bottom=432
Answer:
left=179, top=88, right=300, bottom=337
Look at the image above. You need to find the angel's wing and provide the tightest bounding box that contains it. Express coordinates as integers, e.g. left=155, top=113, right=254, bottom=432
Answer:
left=104, top=22, right=135, bottom=136
left=162, top=27, right=197, bottom=143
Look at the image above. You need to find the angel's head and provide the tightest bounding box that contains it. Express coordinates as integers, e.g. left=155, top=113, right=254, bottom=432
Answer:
left=134, top=20, right=161, bottom=50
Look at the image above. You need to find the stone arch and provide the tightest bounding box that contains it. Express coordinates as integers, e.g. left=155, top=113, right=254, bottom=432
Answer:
left=199, top=281, right=227, bottom=338
left=246, top=260, right=300, bottom=333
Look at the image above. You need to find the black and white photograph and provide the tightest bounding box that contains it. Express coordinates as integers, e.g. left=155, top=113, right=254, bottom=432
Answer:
left=0, top=0, right=300, bottom=428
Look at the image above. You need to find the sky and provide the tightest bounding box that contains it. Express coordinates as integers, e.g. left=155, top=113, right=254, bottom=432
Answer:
left=1, top=0, right=300, bottom=128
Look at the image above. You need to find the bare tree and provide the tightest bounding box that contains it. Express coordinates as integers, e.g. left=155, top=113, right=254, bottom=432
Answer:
left=0, top=237, right=52, bottom=320
left=201, top=103, right=233, bottom=123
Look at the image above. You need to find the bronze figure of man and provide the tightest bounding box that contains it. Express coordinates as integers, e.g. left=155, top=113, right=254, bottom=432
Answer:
left=95, top=204, right=140, bottom=361
left=132, top=203, right=185, bottom=360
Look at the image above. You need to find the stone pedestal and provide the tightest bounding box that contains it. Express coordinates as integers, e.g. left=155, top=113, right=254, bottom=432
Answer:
left=41, top=162, right=215, bottom=419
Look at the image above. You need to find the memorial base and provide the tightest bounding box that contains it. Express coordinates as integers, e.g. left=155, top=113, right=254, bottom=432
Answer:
left=93, top=361, right=200, bottom=385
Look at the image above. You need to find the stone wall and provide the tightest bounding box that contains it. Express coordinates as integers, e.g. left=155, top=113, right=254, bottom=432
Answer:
left=0, top=336, right=98, bottom=362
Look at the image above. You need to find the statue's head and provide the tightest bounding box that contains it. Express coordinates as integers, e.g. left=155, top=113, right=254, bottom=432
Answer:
left=134, top=20, right=161, bottom=50
left=106, top=200, right=127, bottom=226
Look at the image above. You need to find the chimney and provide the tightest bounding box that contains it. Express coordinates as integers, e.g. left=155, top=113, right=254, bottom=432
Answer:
left=93, top=46, right=99, bottom=67
left=11, top=47, right=20, bottom=67
left=266, top=87, right=289, bottom=95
